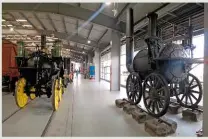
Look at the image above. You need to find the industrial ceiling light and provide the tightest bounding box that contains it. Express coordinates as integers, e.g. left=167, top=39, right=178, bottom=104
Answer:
left=105, top=2, right=111, bottom=5
left=2, top=25, right=6, bottom=27
left=23, top=24, right=32, bottom=27
left=10, top=27, right=14, bottom=31
left=2, top=19, right=5, bottom=21
left=87, top=40, right=91, bottom=44
left=16, top=19, right=27, bottom=22
left=7, top=25, right=13, bottom=27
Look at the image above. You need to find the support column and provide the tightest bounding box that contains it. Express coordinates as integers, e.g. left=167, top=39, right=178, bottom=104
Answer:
left=110, top=30, right=121, bottom=91
left=88, top=54, right=93, bottom=64
left=93, top=48, right=100, bottom=82
left=203, top=3, right=208, bottom=136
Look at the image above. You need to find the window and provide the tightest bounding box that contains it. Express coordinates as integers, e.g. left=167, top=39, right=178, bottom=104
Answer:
left=100, top=52, right=111, bottom=81
left=190, top=34, right=204, bottom=82
left=120, top=43, right=139, bottom=86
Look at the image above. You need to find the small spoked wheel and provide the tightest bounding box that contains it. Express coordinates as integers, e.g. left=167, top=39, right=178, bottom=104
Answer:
left=175, top=73, right=202, bottom=109
left=30, top=94, right=36, bottom=100
left=143, top=73, right=170, bottom=117
left=29, top=87, right=36, bottom=100
left=126, top=72, right=142, bottom=105
left=15, top=78, right=28, bottom=108
left=52, top=79, right=61, bottom=111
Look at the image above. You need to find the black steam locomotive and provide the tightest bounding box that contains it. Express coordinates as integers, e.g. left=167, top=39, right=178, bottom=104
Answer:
left=15, top=40, right=65, bottom=111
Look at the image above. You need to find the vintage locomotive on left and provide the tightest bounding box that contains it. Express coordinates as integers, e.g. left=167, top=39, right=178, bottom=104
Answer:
left=15, top=40, right=65, bottom=111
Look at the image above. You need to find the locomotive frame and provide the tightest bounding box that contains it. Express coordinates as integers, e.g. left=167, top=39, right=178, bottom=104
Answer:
left=126, top=9, right=203, bottom=117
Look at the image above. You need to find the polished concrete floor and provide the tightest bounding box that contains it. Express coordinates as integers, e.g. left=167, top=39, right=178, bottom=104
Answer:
left=2, top=75, right=202, bottom=137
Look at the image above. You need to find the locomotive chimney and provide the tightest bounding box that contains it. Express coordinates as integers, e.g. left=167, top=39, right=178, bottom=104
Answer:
left=41, top=35, right=46, bottom=49
left=126, top=8, right=134, bottom=72
left=147, top=12, right=158, bottom=37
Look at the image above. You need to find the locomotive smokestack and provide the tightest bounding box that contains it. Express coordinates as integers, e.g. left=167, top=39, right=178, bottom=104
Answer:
left=147, top=12, right=158, bottom=37
left=126, top=8, right=134, bottom=72
left=41, top=35, right=46, bottom=49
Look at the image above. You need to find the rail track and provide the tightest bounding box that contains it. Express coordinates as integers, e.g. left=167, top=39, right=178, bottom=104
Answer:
left=2, top=95, right=56, bottom=137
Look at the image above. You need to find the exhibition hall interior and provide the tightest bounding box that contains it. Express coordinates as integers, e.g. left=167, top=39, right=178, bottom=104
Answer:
left=2, top=2, right=208, bottom=137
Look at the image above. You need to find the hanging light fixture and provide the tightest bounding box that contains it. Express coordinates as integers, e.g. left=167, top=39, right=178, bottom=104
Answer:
left=112, top=3, right=118, bottom=17
left=10, top=27, right=14, bottom=31
left=105, top=2, right=111, bottom=5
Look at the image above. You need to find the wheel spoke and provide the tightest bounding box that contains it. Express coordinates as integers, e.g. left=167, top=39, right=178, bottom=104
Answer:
left=152, top=101, right=155, bottom=113
left=156, top=87, right=165, bottom=93
left=191, top=90, right=200, bottom=94
left=145, top=96, right=150, bottom=100
left=190, top=84, right=198, bottom=89
left=185, top=95, right=188, bottom=105
left=190, top=93, right=198, bottom=101
left=188, top=95, right=193, bottom=105
left=147, top=100, right=153, bottom=109
left=180, top=93, right=186, bottom=101
left=155, top=79, right=159, bottom=88
left=146, top=83, right=151, bottom=88
left=149, top=77, right=153, bottom=86
left=155, top=101, right=160, bottom=113
left=134, top=95, right=137, bottom=102
left=189, top=78, right=194, bottom=87
left=158, top=100, right=164, bottom=108
left=129, top=93, right=133, bottom=98
left=159, top=95, right=166, bottom=100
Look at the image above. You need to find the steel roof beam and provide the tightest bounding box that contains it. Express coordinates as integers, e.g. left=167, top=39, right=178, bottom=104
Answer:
left=97, top=29, right=108, bottom=43
left=2, top=28, right=98, bottom=48
left=19, top=12, right=39, bottom=30
left=63, top=17, right=67, bottom=33
left=47, top=14, right=58, bottom=32
left=133, top=3, right=187, bottom=33
left=87, top=24, right=93, bottom=39
left=2, top=3, right=126, bottom=33
left=33, top=13, right=47, bottom=30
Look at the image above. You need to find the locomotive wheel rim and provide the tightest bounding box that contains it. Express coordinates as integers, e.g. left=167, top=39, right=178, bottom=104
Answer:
left=175, top=73, right=202, bottom=108
left=142, top=73, right=170, bottom=118
left=54, top=80, right=60, bottom=110
left=29, top=87, right=36, bottom=100
left=59, top=78, right=63, bottom=101
left=126, top=72, right=142, bottom=105
left=15, top=78, right=28, bottom=108
left=30, top=93, right=36, bottom=100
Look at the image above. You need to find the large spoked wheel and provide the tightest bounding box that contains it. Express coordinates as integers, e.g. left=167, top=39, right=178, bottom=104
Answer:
left=126, top=72, right=142, bottom=105
left=52, top=79, right=61, bottom=111
left=59, top=78, right=63, bottom=101
left=15, top=78, right=29, bottom=108
left=175, top=73, right=202, bottom=109
left=143, top=73, right=170, bottom=117
left=60, top=78, right=64, bottom=94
